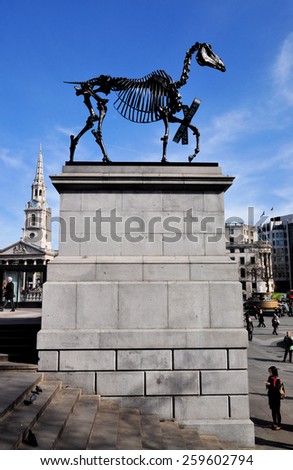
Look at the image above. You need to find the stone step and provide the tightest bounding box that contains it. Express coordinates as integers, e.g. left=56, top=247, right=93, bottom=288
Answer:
left=55, top=395, right=99, bottom=450
left=0, top=361, right=37, bottom=371
left=141, top=414, right=165, bottom=450
left=116, top=408, right=142, bottom=450
left=0, top=373, right=242, bottom=450
left=0, top=371, right=43, bottom=420
left=19, top=388, right=81, bottom=450
left=160, top=420, right=188, bottom=450
left=0, top=380, right=61, bottom=449
left=87, top=399, right=120, bottom=450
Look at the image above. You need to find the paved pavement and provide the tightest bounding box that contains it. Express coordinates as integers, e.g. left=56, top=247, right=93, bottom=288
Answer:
left=247, top=313, right=293, bottom=449
left=1, top=307, right=293, bottom=450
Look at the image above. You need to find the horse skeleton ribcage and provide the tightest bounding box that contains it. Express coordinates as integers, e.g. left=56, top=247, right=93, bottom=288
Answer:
left=110, top=70, right=175, bottom=123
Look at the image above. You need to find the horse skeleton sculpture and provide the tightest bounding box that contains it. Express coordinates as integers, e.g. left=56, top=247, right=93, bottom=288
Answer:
left=66, top=42, right=225, bottom=163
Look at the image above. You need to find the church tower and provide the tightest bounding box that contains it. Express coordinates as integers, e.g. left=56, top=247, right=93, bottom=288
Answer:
left=22, top=147, right=52, bottom=250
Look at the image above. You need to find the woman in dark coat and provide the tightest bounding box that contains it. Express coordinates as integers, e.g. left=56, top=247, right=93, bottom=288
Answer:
left=265, top=366, right=282, bottom=430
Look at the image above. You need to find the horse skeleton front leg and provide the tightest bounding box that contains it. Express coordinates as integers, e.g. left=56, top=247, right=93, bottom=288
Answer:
left=169, top=114, right=201, bottom=162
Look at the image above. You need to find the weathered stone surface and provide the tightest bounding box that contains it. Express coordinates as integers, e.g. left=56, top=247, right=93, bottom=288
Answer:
left=146, top=371, right=199, bottom=395
left=96, top=372, right=144, bottom=396
left=175, top=396, right=229, bottom=420
left=117, top=350, right=172, bottom=370
left=60, top=350, right=115, bottom=371
left=174, top=349, right=227, bottom=370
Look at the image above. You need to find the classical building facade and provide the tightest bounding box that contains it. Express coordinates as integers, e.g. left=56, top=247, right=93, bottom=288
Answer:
left=258, top=215, right=293, bottom=292
left=226, top=223, right=274, bottom=300
left=0, top=148, right=56, bottom=307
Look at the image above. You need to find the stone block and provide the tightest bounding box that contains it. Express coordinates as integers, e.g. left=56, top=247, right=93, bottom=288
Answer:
left=60, top=192, right=82, bottom=211
left=209, top=282, right=243, bottom=328
left=174, top=349, right=227, bottom=369
left=122, top=192, right=162, bottom=212
left=146, top=371, right=199, bottom=395
left=38, top=350, right=58, bottom=371
left=95, top=262, right=143, bottom=281
left=44, top=371, right=95, bottom=394
left=205, top=232, right=226, bottom=255
left=79, top=236, right=122, bottom=257
left=162, top=193, right=204, bottom=212
left=82, top=192, right=122, bottom=211
left=143, top=262, right=189, bottom=281
left=229, top=395, right=250, bottom=419
left=229, top=349, right=248, bottom=369
left=37, top=328, right=248, bottom=350
left=60, top=350, right=115, bottom=371
left=203, top=192, right=224, bottom=212
left=168, top=282, right=210, bottom=328
left=96, top=372, right=144, bottom=396
left=190, top=260, right=238, bottom=281
left=76, top=282, right=119, bottom=328
left=118, top=283, right=168, bottom=328
left=163, top=234, right=205, bottom=256
left=121, top=234, right=163, bottom=256
left=201, top=370, right=249, bottom=395
left=117, top=350, right=172, bottom=370
left=58, top=239, right=80, bottom=256
left=41, top=282, right=77, bottom=329
left=117, top=396, right=173, bottom=419
left=48, top=260, right=96, bottom=282
left=175, top=396, right=229, bottom=420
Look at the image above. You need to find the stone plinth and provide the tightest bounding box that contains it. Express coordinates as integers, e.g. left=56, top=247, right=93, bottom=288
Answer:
left=37, top=162, right=254, bottom=447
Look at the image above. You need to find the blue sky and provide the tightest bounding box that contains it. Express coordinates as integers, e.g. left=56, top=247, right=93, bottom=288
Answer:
left=1, top=0, right=293, bottom=249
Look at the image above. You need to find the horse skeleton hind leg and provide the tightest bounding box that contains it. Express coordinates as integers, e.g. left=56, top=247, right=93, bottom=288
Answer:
left=158, top=106, right=170, bottom=163
left=69, top=85, right=110, bottom=162
left=90, top=93, right=111, bottom=163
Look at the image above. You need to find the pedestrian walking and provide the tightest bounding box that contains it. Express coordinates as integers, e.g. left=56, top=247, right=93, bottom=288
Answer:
left=246, top=316, right=254, bottom=341
left=3, top=277, right=15, bottom=311
left=282, top=331, right=293, bottom=363
left=265, top=365, right=283, bottom=430
left=272, top=313, right=280, bottom=335
left=257, top=308, right=266, bottom=327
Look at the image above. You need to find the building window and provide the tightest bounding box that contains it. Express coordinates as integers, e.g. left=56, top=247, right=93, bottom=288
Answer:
left=240, top=257, right=245, bottom=265
left=240, top=268, right=246, bottom=278
left=31, top=214, right=36, bottom=226
left=251, top=256, right=255, bottom=264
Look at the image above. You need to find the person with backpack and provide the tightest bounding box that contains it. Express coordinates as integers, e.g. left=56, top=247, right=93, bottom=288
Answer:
left=265, top=365, right=284, bottom=430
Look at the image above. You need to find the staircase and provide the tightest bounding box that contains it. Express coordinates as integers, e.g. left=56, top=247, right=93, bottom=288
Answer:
left=0, top=371, right=241, bottom=450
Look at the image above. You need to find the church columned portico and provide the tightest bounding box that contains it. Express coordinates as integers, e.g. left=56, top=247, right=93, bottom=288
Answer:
left=0, top=147, right=57, bottom=309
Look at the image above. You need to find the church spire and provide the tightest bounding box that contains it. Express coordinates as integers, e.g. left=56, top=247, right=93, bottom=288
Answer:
left=34, top=145, right=44, bottom=185
left=31, top=145, right=46, bottom=205
left=22, top=147, right=52, bottom=250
